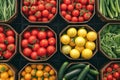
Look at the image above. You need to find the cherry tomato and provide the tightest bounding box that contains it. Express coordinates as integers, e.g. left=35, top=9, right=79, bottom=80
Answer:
left=7, top=44, right=15, bottom=52
left=38, top=4, right=45, bottom=11
left=87, top=4, right=94, bottom=11
left=50, top=0, right=56, bottom=6
left=113, top=72, right=119, bottom=79
left=30, top=6, right=38, bottom=14
left=31, top=29, right=39, bottom=36
left=65, top=14, right=71, bottom=21
left=42, top=10, right=49, bottom=17
left=60, top=4, right=67, bottom=11
left=6, top=36, right=15, bottom=44
left=28, top=36, right=37, bottom=44
left=83, top=12, right=92, bottom=20
left=37, top=0, right=45, bottom=5
left=47, top=46, right=55, bottom=56
left=3, top=50, right=12, bottom=59
left=23, top=48, right=32, bottom=57
left=75, top=3, right=82, bottom=10
left=68, top=4, right=74, bottom=11
left=23, top=31, right=31, bottom=39
left=37, top=47, right=47, bottom=57
left=51, top=7, right=56, bottom=14
left=0, top=33, right=5, bottom=43
left=23, top=0, right=30, bottom=6
left=6, top=30, right=15, bottom=36
left=35, top=11, right=41, bottom=18
left=80, top=9, right=86, bottom=16
left=61, top=11, right=67, bottom=17
left=106, top=67, right=112, bottom=72
left=107, top=74, right=113, bottom=80
left=48, top=14, right=54, bottom=20
left=32, top=43, right=40, bottom=51
left=79, top=16, right=84, bottom=22
left=88, top=0, right=95, bottom=5
left=48, top=37, right=56, bottom=46
left=72, top=10, right=79, bottom=17
left=71, top=17, right=78, bottom=22
left=0, top=26, right=4, bottom=32
left=47, top=30, right=54, bottom=38
left=21, top=39, right=28, bottom=48
left=31, top=52, right=38, bottom=60
left=0, top=43, right=6, bottom=51
left=45, top=3, right=52, bottom=10
left=37, top=31, right=47, bottom=40
left=28, top=15, right=37, bottom=21
left=113, top=64, right=119, bottom=70
left=22, top=6, right=29, bottom=14
left=63, top=0, right=71, bottom=5
left=80, top=0, right=87, bottom=5
left=30, top=0, right=37, bottom=5
left=42, top=18, right=48, bottom=22
left=40, top=39, right=48, bottom=47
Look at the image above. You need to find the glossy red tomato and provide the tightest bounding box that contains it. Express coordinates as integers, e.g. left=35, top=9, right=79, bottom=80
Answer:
left=63, top=0, right=71, bottom=5
left=32, top=43, right=40, bottom=51
left=107, top=74, right=113, bottom=80
left=30, top=0, right=37, bottom=5
left=60, top=4, right=67, bottom=11
left=83, top=12, right=92, bottom=20
left=28, top=36, right=37, bottom=44
left=0, top=33, right=5, bottom=43
left=23, top=48, right=32, bottom=57
left=50, top=0, right=56, bottom=6
left=51, top=7, right=56, bottom=14
left=88, top=0, right=95, bottom=5
left=21, top=39, right=28, bottom=48
left=48, top=14, right=54, bottom=20
left=71, top=17, right=78, bottom=22
left=22, top=6, right=29, bottom=14
left=68, top=4, right=74, bottom=11
left=75, top=3, right=82, bottom=10
left=80, top=0, right=87, bottom=5
left=79, top=16, right=84, bottom=22
left=87, top=4, right=94, bottom=11
left=37, top=31, right=47, bottom=40
left=65, top=14, right=71, bottom=21
left=72, top=10, right=79, bottom=17
left=48, top=37, right=56, bottom=46
left=6, top=36, right=15, bottom=44
left=6, top=30, right=15, bottom=36
left=7, top=44, right=15, bottom=52
left=31, top=29, right=39, bottom=36
left=42, top=10, right=49, bottom=17
left=37, top=47, right=47, bottom=57
left=61, top=11, right=67, bottom=17
left=31, top=52, right=38, bottom=60
left=47, top=46, right=55, bottom=56
left=38, top=4, right=45, bottom=11
left=23, top=0, right=30, bottom=6
left=47, top=30, right=54, bottom=38
left=42, top=18, right=48, bottom=22
left=23, top=31, right=31, bottom=39
left=35, top=11, right=41, bottom=18
left=40, top=39, right=48, bottom=47
left=113, top=72, right=119, bottom=79
left=3, top=50, right=12, bottom=59
left=113, top=64, right=119, bottom=70
left=28, top=15, right=37, bottom=21
left=0, top=43, right=6, bottom=51
left=45, top=3, right=52, bottom=10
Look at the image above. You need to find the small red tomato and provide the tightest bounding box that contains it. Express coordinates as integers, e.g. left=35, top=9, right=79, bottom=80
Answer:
left=87, top=4, right=94, bottom=11
left=83, top=12, right=92, bottom=20
left=113, top=64, right=119, bottom=70
left=28, top=36, right=37, bottom=44
left=0, top=33, right=5, bottom=43
left=48, top=14, right=54, bottom=20
left=31, top=52, right=38, bottom=60
left=28, top=11, right=33, bottom=15
left=21, top=39, right=28, bottom=48
left=75, top=3, right=82, bottom=10
left=37, top=31, right=47, bottom=40
left=106, top=67, right=112, bottom=72
left=30, top=6, right=38, bottom=14
left=38, top=18, right=42, bottom=22
left=51, top=7, right=56, bottom=14
left=32, top=43, right=40, bottom=51
left=0, top=43, right=6, bottom=51
left=31, top=29, right=39, bottom=36
left=47, top=46, right=55, bottom=56
left=63, top=0, right=71, bottom=5
left=79, top=16, right=84, bottom=22
left=71, top=17, right=78, bottom=22
left=80, top=0, right=87, bottom=5
left=72, top=10, right=79, bottom=17
left=50, top=0, right=56, bottom=6
left=113, top=72, right=119, bottom=79
left=80, top=9, right=86, bottom=16
left=82, top=5, right=87, bottom=9
left=107, top=74, right=113, bottom=80
left=61, top=11, right=66, bottom=17
left=45, top=3, right=52, bottom=10
left=37, top=0, right=45, bottom=5
left=23, top=0, right=30, bottom=6
left=30, top=0, right=37, bottom=5
left=40, top=39, right=48, bottom=47
left=48, top=37, right=56, bottom=46
left=3, top=50, right=12, bottom=59
left=60, top=4, right=67, bottom=11
left=65, top=14, right=71, bottom=21
left=6, top=30, right=15, bottom=36
left=7, top=44, right=15, bottom=52
left=38, top=4, right=45, bottom=11
left=47, top=30, right=54, bottom=38
left=42, top=10, right=49, bottom=17
left=42, top=18, right=48, bottom=22
left=68, top=4, right=74, bottom=11
left=28, top=15, right=37, bottom=21
left=0, top=26, right=4, bottom=32
left=23, top=48, right=32, bottom=57
left=6, top=36, right=15, bottom=44
left=35, top=11, right=41, bottom=18
left=88, top=0, right=95, bottom=5
left=37, top=47, right=47, bottom=57
left=22, top=6, right=29, bottom=14
left=23, top=31, right=31, bottom=39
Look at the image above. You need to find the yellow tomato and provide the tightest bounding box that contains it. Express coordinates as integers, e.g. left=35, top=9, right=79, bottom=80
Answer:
left=9, top=77, right=14, bottom=80
left=24, top=73, right=31, bottom=80
left=31, top=64, right=37, bottom=69
left=75, top=46, right=84, bottom=53
left=70, top=49, right=80, bottom=59
left=87, top=31, right=97, bottom=41
left=31, top=69, right=36, bottom=76
left=67, top=27, right=77, bottom=37
left=61, top=45, right=72, bottom=55
left=37, top=64, right=44, bottom=70
left=43, top=72, right=49, bottom=78
left=44, top=66, right=51, bottom=72
left=21, top=71, right=26, bottom=77
left=36, top=70, right=43, bottom=77
left=85, top=41, right=95, bottom=50
left=49, top=69, right=55, bottom=75
left=81, top=49, right=93, bottom=59
left=1, top=72, right=9, bottom=79
left=8, top=69, right=13, bottom=76
left=25, top=66, right=32, bottom=73
left=69, top=38, right=76, bottom=47
left=78, top=28, right=87, bottom=37
left=75, top=37, right=86, bottom=47
left=60, top=35, right=70, bottom=44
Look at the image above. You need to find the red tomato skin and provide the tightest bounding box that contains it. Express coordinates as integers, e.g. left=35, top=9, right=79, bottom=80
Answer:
left=31, top=52, right=38, bottom=60
left=40, top=39, right=48, bottom=47
left=63, top=0, right=71, bottom=5
left=87, top=4, right=94, bottom=11
left=32, top=43, right=40, bottom=51
left=60, top=4, right=67, bottom=11
left=80, top=0, right=87, bottom=5
left=6, top=36, right=15, bottom=44
left=75, top=3, right=82, bottom=10
left=23, top=0, right=30, bottom=6
left=42, top=10, right=49, bottom=17
left=22, top=6, right=29, bottom=14
left=106, top=67, right=112, bottom=72
left=0, top=43, right=6, bottom=51
left=51, top=7, right=56, bottom=14
left=28, top=15, right=37, bottom=22
left=65, top=14, right=72, bottom=21
left=88, top=0, right=95, bottom=5
left=31, top=29, right=39, bottom=36
left=50, top=0, right=56, bottom=6
left=0, top=33, right=5, bottom=43
left=48, top=14, right=54, bottom=20
left=47, top=46, right=55, bottom=56
left=113, top=72, right=119, bottom=79
left=45, top=3, right=52, bottom=10
left=7, top=44, right=15, bottom=52
left=68, top=4, right=74, bottom=11
left=37, top=47, right=47, bottom=57
left=23, top=48, right=32, bottom=57
left=48, top=37, right=56, bottom=46
left=3, top=50, right=12, bottom=59
left=21, top=39, right=28, bottom=48
left=61, top=11, right=66, bottom=17
left=79, top=16, right=84, bottom=22
left=37, top=31, right=47, bottom=40
left=38, top=4, right=45, bottom=11
left=42, top=18, right=48, bottom=22
left=47, top=30, right=54, bottom=38
left=113, top=64, right=119, bottom=70
left=6, top=30, right=15, bottom=36
left=35, top=11, right=41, bottom=18
left=23, top=31, right=31, bottom=39
left=83, top=12, right=92, bottom=20
left=71, top=17, right=78, bottom=22
left=30, top=0, right=37, bottom=5
left=72, top=10, right=80, bottom=17
left=107, top=74, right=113, bottom=80
left=28, top=36, right=37, bottom=44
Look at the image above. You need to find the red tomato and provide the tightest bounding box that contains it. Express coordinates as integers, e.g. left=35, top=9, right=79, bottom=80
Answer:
left=83, top=12, right=92, bottom=20
left=88, top=0, right=95, bottom=5
left=48, top=14, right=54, bottom=19
left=35, top=11, right=41, bottom=18
left=87, top=4, right=94, bottom=11
left=42, top=18, right=48, bottom=22
left=72, top=10, right=79, bottom=17
left=6, top=36, right=15, bottom=44
left=0, top=43, right=6, bottom=51
left=71, top=17, right=78, bottom=22
left=60, top=4, right=67, bottom=11
left=37, top=0, right=45, bottom=5
left=42, top=10, right=49, bottom=17
left=3, top=50, right=12, bottom=59
left=29, top=11, right=33, bottom=15
left=21, top=39, right=28, bottom=48
left=28, top=15, right=37, bottom=21
left=107, top=74, right=113, bottom=80
left=106, top=67, right=112, bottom=72
left=31, top=29, right=39, bottom=36
left=113, top=72, right=119, bottom=79
left=37, top=31, right=47, bottom=40
left=30, top=6, right=38, bottom=14
left=47, top=46, right=55, bottom=56
left=31, top=52, right=38, bottom=60
left=65, top=14, right=71, bottom=21
left=0, top=26, right=3, bottom=33
left=22, top=6, right=29, bottom=14
left=7, top=44, right=15, bottom=52
left=37, top=47, right=47, bottom=57
left=80, top=9, right=86, bottom=16
left=23, top=48, right=32, bottom=57
left=23, top=31, right=31, bottom=39
left=63, top=0, right=71, bottom=5
left=40, top=39, right=48, bottom=47
left=47, top=30, right=54, bottom=38
left=61, top=11, right=66, bottom=17
left=0, top=33, right=5, bottom=43
left=45, top=3, right=52, bottom=10
left=48, top=37, right=56, bottom=46
left=32, top=43, right=40, bottom=51
left=38, top=4, right=45, bottom=11
left=75, top=3, right=82, bottom=10
left=50, top=0, right=56, bottom=6
left=6, top=30, right=15, bottom=36
left=68, top=4, right=74, bottom=11
left=80, top=0, right=87, bottom=5
left=23, top=0, right=30, bottom=6
left=51, top=7, right=56, bottom=14
left=30, top=0, right=37, bottom=5
left=113, top=64, right=119, bottom=70
left=28, top=36, right=37, bottom=44
left=79, top=16, right=84, bottom=22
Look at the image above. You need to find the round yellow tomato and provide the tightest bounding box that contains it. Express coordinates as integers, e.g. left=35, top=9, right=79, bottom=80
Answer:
left=67, top=27, right=77, bottom=37
left=62, top=45, right=72, bottom=55
left=75, top=37, right=86, bottom=47
left=87, top=31, right=97, bottom=41
left=1, top=72, right=9, bottom=79
left=60, top=34, right=70, bottom=44
left=85, top=41, right=95, bottom=50
left=78, top=28, right=87, bottom=37
left=70, top=49, right=80, bottom=59
left=81, top=49, right=93, bottom=59
left=24, top=73, right=31, bottom=80
left=25, top=66, right=32, bottom=73
left=75, top=46, right=84, bottom=53
left=36, top=70, right=43, bottom=77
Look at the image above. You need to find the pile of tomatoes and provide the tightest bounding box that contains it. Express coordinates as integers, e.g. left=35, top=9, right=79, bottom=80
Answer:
left=22, top=0, right=57, bottom=22
left=0, top=64, right=14, bottom=80
left=0, top=25, right=16, bottom=60
left=60, top=0, right=95, bottom=22
left=103, top=63, right=120, bottom=80
left=21, top=27, right=56, bottom=60
left=20, top=64, right=56, bottom=80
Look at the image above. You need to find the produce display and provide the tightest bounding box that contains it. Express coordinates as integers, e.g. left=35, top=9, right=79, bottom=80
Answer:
left=20, top=26, right=56, bottom=61
left=100, top=24, right=120, bottom=59
left=0, top=0, right=16, bottom=22
left=99, top=0, right=120, bottom=19
left=102, top=62, right=120, bottom=80
left=60, top=26, right=97, bottom=60
left=21, top=0, right=57, bottom=22
left=58, top=62, right=99, bottom=80
left=60, top=0, right=95, bottom=22
left=0, top=64, right=15, bottom=80
left=19, top=63, right=57, bottom=80
left=0, top=24, right=17, bottom=61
